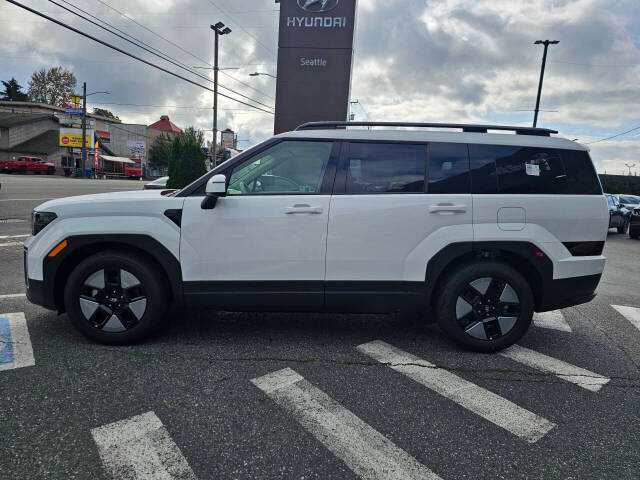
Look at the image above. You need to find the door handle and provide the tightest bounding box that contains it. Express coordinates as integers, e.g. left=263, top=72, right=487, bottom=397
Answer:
left=285, top=204, right=323, bottom=215
left=429, top=204, right=467, bottom=214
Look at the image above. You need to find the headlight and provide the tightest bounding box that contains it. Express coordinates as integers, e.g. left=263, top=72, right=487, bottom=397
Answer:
left=31, top=211, right=57, bottom=236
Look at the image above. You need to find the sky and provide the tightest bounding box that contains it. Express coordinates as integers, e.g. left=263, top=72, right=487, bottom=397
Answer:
left=0, top=0, right=639, bottom=174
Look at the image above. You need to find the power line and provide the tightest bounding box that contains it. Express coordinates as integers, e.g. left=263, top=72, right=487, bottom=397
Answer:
left=50, top=0, right=274, bottom=109
left=4, top=0, right=274, bottom=115
left=90, top=101, right=257, bottom=111
left=585, top=126, right=640, bottom=144
left=93, top=0, right=212, bottom=67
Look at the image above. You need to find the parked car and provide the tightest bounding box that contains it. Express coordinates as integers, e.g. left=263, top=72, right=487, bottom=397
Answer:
left=629, top=205, right=640, bottom=239
left=617, top=194, right=640, bottom=211
left=605, top=194, right=630, bottom=233
left=0, top=156, right=56, bottom=175
left=24, top=121, right=608, bottom=353
left=143, top=176, right=168, bottom=190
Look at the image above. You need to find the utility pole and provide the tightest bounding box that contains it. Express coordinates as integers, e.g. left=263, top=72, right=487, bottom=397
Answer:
left=81, top=81, right=87, bottom=173
left=211, top=22, right=232, bottom=167
left=533, top=40, right=559, bottom=128
left=625, top=163, right=636, bottom=176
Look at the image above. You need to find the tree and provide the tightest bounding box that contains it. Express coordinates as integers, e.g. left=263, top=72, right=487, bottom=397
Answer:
left=93, top=108, right=120, bottom=120
left=167, top=127, right=206, bottom=189
left=27, top=67, right=77, bottom=106
left=149, top=133, right=172, bottom=168
left=1, top=77, right=29, bottom=101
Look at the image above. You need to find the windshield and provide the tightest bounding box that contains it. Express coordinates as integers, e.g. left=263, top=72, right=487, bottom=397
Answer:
left=619, top=196, right=640, bottom=204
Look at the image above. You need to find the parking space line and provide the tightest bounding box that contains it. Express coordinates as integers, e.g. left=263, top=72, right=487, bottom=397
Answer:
left=0, top=234, right=30, bottom=239
left=611, top=305, right=640, bottom=332
left=500, top=345, right=610, bottom=392
left=0, top=293, right=26, bottom=299
left=251, top=368, right=441, bottom=480
left=357, top=340, right=555, bottom=443
left=0, top=312, right=35, bottom=372
left=91, top=411, right=197, bottom=480
left=533, top=310, right=572, bottom=332
left=0, top=241, right=23, bottom=247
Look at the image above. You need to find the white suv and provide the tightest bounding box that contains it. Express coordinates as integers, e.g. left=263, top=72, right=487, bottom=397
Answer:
left=24, top=122, right=608, bottom=352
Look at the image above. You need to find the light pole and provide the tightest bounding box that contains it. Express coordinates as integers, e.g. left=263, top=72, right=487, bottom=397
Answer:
left=211, top=22, right=232, bottom=167
left=249, top=72, right=277, bottom=79
left=80, top=85, right=110, bottom=174
left=532, top=40, right=559, bottom=128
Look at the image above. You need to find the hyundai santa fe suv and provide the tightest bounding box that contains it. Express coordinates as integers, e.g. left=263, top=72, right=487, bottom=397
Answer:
left=24, top=122, right=608, bottom=352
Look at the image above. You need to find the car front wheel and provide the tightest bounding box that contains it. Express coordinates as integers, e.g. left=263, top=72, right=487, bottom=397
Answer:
left=64, top=251, right=168, bottom=344
left=435, top=262, right=534, bottom=352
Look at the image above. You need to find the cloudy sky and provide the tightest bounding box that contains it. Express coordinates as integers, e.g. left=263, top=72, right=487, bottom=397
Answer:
left=1, top=0, right=639, bottom=173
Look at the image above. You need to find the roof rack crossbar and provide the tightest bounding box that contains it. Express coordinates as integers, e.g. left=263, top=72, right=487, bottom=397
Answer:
left=295, top=121, right=558, bottom=136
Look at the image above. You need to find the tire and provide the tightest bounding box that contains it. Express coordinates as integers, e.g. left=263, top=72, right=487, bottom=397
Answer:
left=47, top=167, right=54, bottom=175
left=618, top=221, right=628, bottom=234
left=18, top=166, right=26, bottom=174
left=631, top=227, right=639, bottom=240
left=64, top=251, right=169, bottom=344
left=435, top=261, right=534, bottom=352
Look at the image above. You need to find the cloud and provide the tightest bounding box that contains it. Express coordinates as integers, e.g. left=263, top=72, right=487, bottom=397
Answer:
left=0, top=0, right=638, bottom=169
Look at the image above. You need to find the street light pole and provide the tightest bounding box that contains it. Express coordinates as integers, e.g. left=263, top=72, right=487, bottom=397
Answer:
left=211, top=22, right=232, bottom=168
left=249, top=72, right=277, bottom=79
left=533, top=40, right=559, bottom=128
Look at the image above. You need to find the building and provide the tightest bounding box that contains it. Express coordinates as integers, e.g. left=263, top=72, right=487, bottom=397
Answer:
left=0, top=102, right=182, bottom=178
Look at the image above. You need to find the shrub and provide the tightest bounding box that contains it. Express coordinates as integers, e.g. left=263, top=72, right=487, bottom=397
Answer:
left=167, top=127, right=206, bottom=189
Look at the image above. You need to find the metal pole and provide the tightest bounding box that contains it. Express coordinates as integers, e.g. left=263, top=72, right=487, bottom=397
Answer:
left=533, top=43, right=549, bottom=128
left=81, top=81, right=87, bottom=174
left=213, top=30, right=219, bottom=168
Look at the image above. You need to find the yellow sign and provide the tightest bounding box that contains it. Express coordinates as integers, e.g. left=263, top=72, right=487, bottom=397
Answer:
left=59, top=133, right=92, bottom=148
left=71, top=95, right=81, bottom=105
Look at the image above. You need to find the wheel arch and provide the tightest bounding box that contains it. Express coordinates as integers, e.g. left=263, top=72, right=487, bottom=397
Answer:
left=425, top=242, right=552, bottom=312
left=48, top=235, right=183, bottom=312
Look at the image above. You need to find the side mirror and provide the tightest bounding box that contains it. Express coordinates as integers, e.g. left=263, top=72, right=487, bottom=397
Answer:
left=201, top=174, right=227, bottom=210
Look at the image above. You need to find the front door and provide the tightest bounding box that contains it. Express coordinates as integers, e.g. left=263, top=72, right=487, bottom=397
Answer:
left=180, top=140, right=338, bottom=310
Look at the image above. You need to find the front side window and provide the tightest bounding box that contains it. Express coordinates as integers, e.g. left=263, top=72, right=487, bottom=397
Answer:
left=344, top=143, right=425, bottom=194
left=228, top=141, right=333, bottom=195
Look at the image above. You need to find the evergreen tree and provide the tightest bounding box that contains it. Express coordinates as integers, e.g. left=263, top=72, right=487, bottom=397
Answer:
left=167, top=127, right=206, bottom=189
left=1, top=77, right=29, bottom=101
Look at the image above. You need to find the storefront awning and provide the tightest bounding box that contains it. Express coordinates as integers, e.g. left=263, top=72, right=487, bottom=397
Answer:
left=99, top=155, right=135, bottom=164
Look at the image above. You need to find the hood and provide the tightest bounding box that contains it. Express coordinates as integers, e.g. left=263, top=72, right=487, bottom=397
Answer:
left=34, top=189, right=179, bottom=217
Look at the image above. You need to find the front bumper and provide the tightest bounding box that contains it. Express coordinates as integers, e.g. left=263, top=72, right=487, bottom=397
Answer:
left=24, top=248, right=56, bottom=310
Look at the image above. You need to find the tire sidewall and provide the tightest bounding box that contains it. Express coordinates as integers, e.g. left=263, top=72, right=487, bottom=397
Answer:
left=64, top=251, right=168, bottom=344
left=436, top=262, right=534, bottom=352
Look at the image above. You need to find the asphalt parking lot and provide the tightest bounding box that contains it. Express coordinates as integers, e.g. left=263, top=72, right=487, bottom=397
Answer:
left=1, top=174, right=639, bottom=479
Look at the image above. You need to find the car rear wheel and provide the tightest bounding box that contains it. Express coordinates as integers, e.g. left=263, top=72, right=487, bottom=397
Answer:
left=18, top=166, right=26, bottom=174
left=64, top=251, right=168, bottom=344
left=435, top=261, right=534, bottom=352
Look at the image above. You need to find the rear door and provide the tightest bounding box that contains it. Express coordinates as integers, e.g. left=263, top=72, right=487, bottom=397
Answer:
left=325, top=141, right=473, bottom=310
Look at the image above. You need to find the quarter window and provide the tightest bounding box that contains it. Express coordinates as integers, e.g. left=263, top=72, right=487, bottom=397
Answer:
left=427, top=142, right=470, bottom=194
left=344, top=143, right=425, bottom=193
left=560, top=150, right=602, bottom=195
left=227, top=141, right=333, bottom=195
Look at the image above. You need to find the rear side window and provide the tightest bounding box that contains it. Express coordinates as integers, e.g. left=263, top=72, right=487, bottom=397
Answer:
left=344, top=143, right=425, bottom=193
left=427, top=143, right=470, bottom=194
left=560, top=150, right=602, bottom=195
left=470, top=145, right=569, bottom=194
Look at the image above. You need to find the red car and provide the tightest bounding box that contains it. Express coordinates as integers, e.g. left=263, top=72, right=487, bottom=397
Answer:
left=0, top=156, right=56, bottom=175
left=124, top=158, right=142, bottom=178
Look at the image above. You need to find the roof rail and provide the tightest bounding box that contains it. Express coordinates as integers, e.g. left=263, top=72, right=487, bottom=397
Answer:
left=295, top=121, right=558, bottom=137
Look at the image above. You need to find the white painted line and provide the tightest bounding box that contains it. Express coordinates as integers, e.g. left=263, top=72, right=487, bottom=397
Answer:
left=0, top=198, right=54, bottom=202
left=0, top=312, right=35, bottom=372
left=91, top=411, right=197, bottom=480
left=251, top=368, right=441, bottom=480
left=0, top=293, right=26, bottom=299
left=0, top=234, right=29, bottom=239
left=500, top=345, right=610, bottom=392
left=533, top=310, right=572, bottom=332
left=0, top=241, right=23, bottom=248
left=357, top=340, right=555, bottom=443
left=611, top=305, right=640, bottom=332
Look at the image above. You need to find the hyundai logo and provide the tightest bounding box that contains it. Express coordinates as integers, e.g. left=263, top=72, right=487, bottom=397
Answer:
left=297, top=0, right=340, bottom=13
